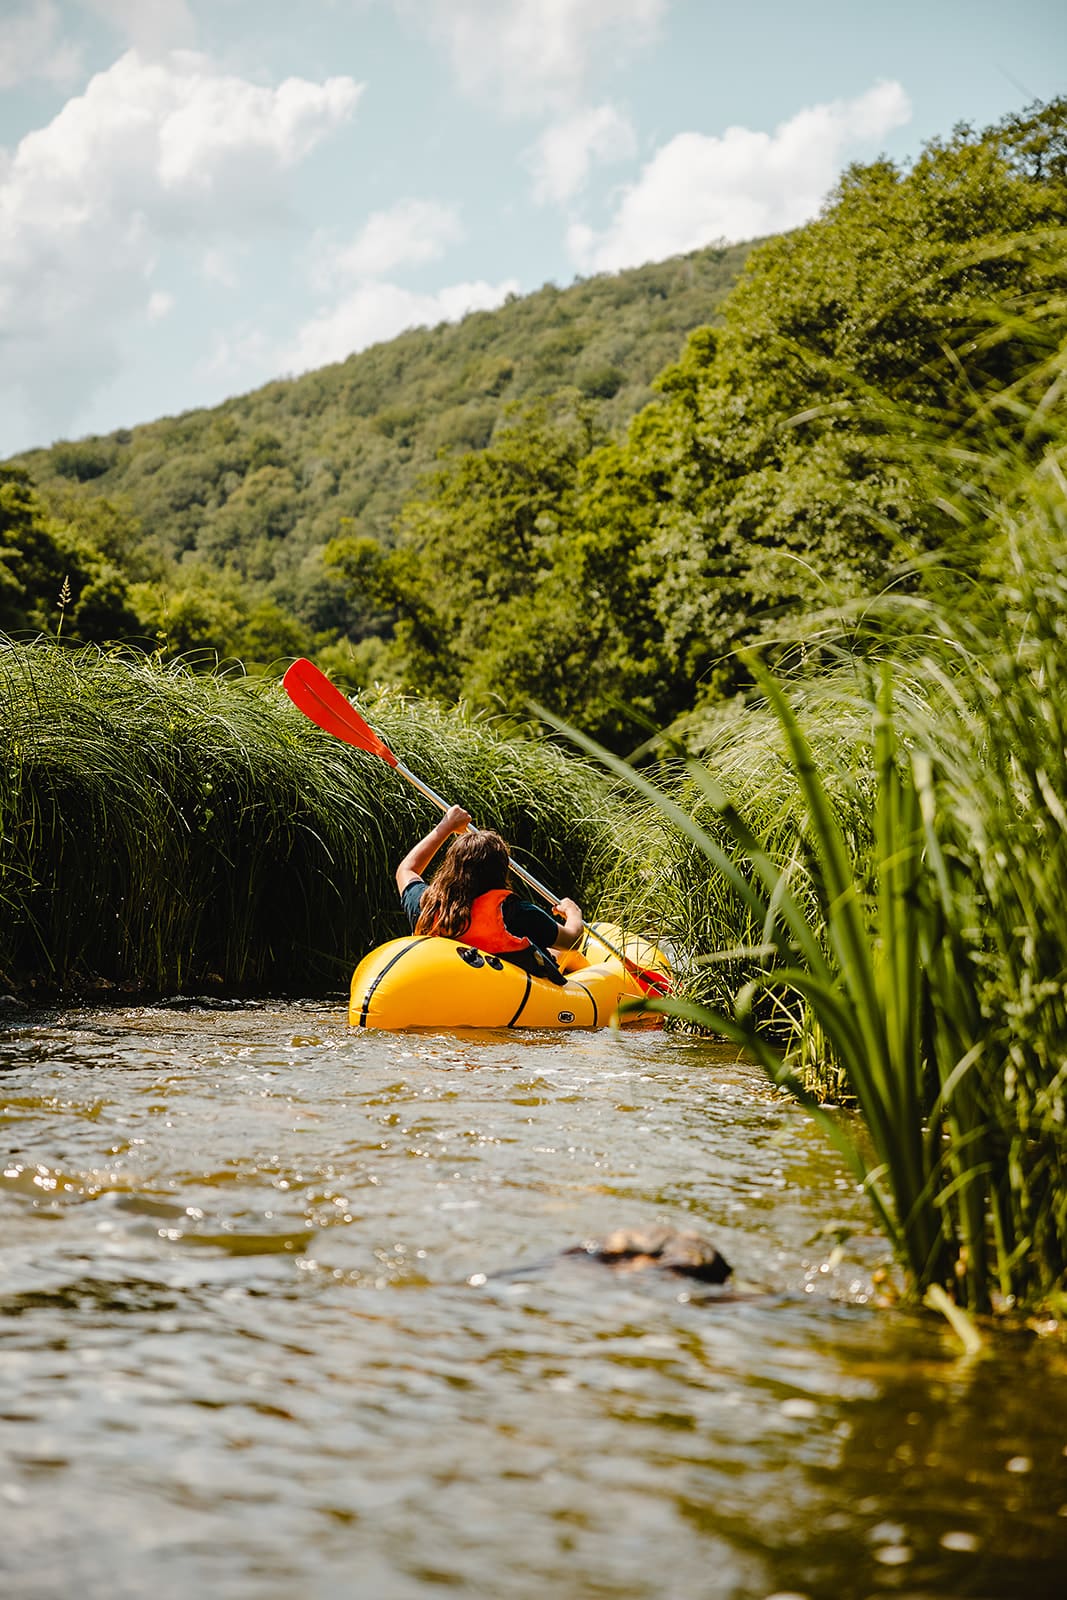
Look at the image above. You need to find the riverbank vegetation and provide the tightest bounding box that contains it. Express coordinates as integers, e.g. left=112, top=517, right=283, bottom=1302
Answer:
left=0, top=643, right=614, bottom=997
left=573, top=347, right=1067, bottom=1315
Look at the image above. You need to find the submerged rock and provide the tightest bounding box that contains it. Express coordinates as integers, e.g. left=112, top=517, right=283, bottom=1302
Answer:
left=565, top=1225, right=732, bottom=1284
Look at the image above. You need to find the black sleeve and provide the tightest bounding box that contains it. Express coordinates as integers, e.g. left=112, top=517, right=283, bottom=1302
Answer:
left=501, top=895, right=561, bottom=949
left=400, top=879, right=428, bottom=932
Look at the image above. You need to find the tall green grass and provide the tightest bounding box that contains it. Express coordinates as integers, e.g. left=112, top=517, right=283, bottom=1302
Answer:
left=0, top=643, right=618, bottom=996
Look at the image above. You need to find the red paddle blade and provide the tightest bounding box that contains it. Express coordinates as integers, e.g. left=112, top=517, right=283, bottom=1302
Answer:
left=626, top=961, right=673, bottom=998
left=282, top=658, right=397, bottom=767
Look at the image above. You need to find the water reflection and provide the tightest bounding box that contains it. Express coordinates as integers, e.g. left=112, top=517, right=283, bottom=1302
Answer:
left=1, top=1003, right=1064, bottom=1599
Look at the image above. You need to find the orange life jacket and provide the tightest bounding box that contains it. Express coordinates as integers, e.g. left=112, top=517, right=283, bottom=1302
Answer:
left=457, top=888, right=530, bottom=954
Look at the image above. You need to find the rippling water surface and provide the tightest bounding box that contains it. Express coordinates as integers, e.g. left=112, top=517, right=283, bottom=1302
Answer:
left=1, top=1002, right=1065, bottom=1599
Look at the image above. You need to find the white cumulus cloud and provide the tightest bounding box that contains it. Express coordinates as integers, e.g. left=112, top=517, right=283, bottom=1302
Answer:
left=283, top=279, right=521, bottom=374
left=311, top=199, right=464, bottom=288
left=289, top=196, right=496, bottom=377
left=399, top=0, right=667, bottom=115
left=0, top=50, right=362, bottom=446
left=569, top=80, right=912, bottom=273
left=528, top=103, right=636, bottom=205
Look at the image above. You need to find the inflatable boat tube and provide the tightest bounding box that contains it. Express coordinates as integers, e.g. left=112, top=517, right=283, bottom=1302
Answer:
left=348, top=922, right=671, bottom=1031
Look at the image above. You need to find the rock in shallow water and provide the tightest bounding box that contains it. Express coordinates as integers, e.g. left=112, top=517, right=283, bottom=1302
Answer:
left=565, top=1225, right=732, bottom=1284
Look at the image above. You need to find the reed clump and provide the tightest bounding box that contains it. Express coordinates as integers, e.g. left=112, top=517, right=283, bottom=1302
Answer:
left=590, top=681, right=877, bottom=1054
left=0, top=643, right=617, bottom=996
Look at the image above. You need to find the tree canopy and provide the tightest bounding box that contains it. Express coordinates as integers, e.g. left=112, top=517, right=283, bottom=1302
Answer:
left=331, top=100, right=1067, bottom=741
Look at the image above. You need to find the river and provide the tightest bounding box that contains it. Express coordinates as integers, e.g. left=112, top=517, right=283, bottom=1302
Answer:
left=1, top=1001, right=1064, bottom=1599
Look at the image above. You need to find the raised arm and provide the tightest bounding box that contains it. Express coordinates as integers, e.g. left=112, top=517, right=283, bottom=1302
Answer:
left=550, top=896, right=584, bottom=950
left=395, top=806, right=472, bottom=894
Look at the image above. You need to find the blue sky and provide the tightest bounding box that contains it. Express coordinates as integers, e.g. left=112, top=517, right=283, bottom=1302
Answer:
left=1, top=0, right=1063, bottom=456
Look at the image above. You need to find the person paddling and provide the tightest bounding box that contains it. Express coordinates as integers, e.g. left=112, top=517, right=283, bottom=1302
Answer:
left=395, top=806, right=583, bottom=986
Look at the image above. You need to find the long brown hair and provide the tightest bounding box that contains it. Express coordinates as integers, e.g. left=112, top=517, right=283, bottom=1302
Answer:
left=414, top=830, right=511, bottom=938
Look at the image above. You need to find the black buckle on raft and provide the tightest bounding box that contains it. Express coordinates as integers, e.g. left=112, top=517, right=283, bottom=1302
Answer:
left=457, top=946, right=485, bottom=968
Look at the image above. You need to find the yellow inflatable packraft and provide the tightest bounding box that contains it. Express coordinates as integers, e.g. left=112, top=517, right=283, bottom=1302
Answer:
left=348, top=923, right=671, bottom=1030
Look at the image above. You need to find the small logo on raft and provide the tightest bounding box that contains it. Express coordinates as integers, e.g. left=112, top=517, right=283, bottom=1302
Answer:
left=557, top=1010, right=576, bottom=1023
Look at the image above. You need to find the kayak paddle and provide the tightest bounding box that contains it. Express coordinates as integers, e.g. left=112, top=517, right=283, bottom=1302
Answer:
left=283, top=656, right=559, bottom=900
left=281, top=658, right=670, bottom=996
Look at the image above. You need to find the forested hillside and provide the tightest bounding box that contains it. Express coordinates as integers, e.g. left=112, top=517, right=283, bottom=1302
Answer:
left=5, top=242, right=751, bottom=660
left=3, top=100, right=1064, bottom=748
left=327, top=99, right=1067, bottom=743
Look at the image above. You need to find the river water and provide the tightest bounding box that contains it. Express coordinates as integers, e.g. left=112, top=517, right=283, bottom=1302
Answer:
left=1, top=1001, right=1064, bottom=1600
